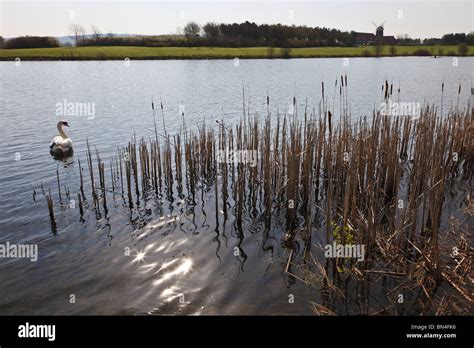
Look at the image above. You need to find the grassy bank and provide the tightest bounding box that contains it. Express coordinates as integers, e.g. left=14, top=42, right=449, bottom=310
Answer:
left=1, top=45, right=473, bottom=60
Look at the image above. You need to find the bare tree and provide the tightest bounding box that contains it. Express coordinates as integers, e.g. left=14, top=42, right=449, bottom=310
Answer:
left=91, top=25, right=102, bottom=42
left=183, top=22, right=201, bottom=37
left=69, top=23, right=85, bottom=47
left=78, top=25, right=86, bottom=46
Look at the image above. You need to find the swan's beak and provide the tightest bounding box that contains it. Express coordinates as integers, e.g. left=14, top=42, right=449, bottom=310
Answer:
left=64, top=123, right=70, bottom=127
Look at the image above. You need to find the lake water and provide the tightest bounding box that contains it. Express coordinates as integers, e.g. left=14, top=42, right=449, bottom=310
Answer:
left=0, top=57, right=472, bottom=314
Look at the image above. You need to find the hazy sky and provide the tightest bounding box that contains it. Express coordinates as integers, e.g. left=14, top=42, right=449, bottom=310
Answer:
left=1, top=0, right=472, bottom=39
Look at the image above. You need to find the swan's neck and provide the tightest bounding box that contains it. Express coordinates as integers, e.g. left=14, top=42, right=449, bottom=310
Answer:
left=57, top=124, right=68, bottom=139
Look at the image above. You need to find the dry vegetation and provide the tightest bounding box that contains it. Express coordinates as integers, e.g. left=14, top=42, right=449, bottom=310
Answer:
left=39, top=81, right=473, bottom=315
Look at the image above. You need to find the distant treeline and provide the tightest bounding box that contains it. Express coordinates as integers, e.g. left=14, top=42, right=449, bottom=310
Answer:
left=182, top=22, right=356, bottom=47
left=1, top=36, right=60, bottom=49
left=74, top=22, right=356, bottom=48
left=81, top=23, right=474, bottom=48
left=1, top=22, right=473, bottom=49
left=421, top=33, right=474, bottom=45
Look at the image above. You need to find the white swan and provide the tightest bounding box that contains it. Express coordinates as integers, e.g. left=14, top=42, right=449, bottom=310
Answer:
left=50, top=121, right=73, bottom=157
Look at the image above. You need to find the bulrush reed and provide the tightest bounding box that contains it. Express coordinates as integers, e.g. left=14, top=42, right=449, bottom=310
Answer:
left=45, top=191, right=56, bottom=234
left=41, top=84, right=473, bottom=314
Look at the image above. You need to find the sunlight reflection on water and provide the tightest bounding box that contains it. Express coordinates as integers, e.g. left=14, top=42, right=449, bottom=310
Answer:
left=153, top=258, right=193, bottom=287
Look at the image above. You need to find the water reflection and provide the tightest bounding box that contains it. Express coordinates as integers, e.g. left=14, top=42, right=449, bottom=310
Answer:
left=132, top=250, right=146, bottom=264
left=1, top=59, right=472, bottom=315
left=153, top=258, right=193, bottom=285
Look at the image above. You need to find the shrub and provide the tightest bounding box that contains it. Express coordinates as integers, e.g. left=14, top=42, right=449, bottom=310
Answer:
left=412, top=49, right=431, bottom=56
left=458, top=43, right=469, bottom=56
left=267, top=46, right=275, bottom=58
left=281, top=47, right=292, bottom=58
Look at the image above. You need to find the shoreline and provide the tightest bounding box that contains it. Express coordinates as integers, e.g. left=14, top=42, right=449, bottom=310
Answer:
left=1, top=45, right=473, bottom=61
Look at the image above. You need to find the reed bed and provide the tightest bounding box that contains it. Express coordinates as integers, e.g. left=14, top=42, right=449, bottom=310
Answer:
left=39, top=84, right=473, bottom=314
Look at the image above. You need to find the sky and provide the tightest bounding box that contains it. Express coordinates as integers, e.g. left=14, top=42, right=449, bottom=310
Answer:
left=0, top=0, right=473, bottom=39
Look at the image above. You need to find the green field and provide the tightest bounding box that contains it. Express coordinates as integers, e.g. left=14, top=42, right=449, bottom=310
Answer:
left=0, top=45, right=473, bottom=60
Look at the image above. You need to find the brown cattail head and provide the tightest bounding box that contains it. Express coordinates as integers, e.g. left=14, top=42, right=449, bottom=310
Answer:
left=327, top=110, right=332, bottom=134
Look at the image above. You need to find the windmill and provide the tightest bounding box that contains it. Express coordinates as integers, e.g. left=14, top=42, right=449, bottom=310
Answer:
left=372, top=21, right=385, bottom=37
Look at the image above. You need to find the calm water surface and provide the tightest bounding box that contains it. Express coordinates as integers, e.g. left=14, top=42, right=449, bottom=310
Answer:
left=0, top=57, right=472, bottom=314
